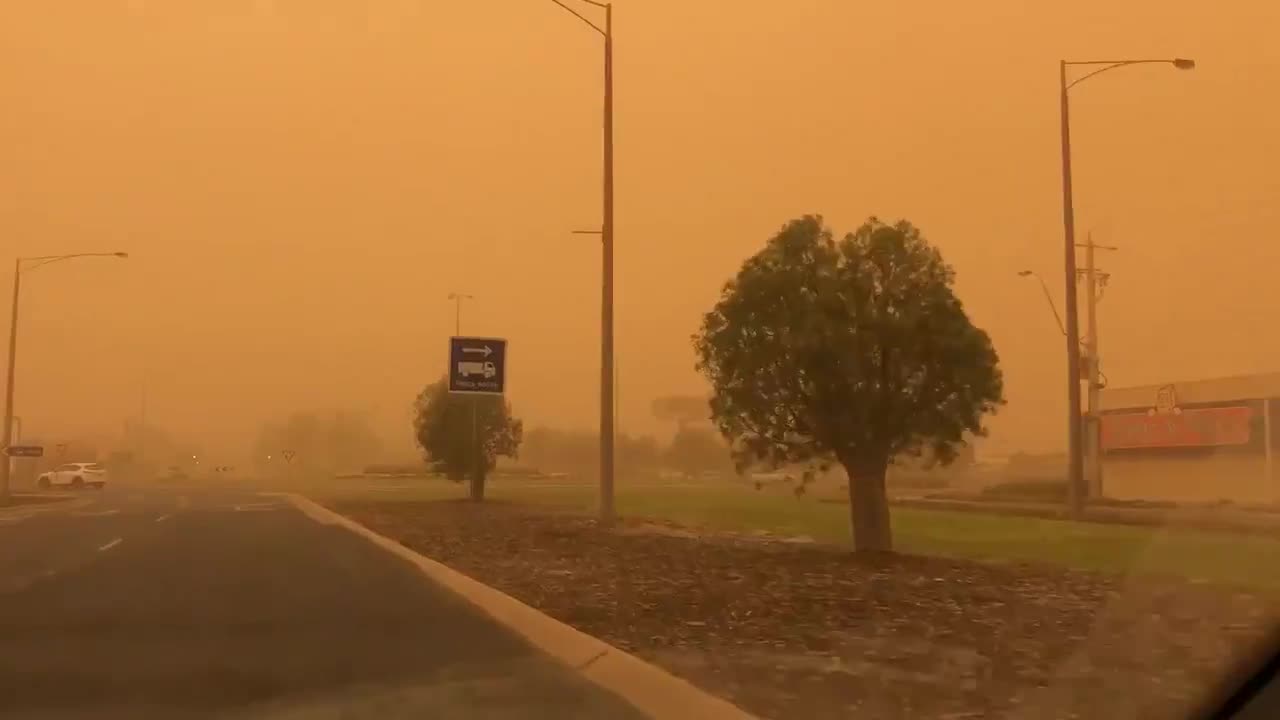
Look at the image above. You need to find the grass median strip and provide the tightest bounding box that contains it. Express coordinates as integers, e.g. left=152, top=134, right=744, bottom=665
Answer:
left=323, top=497, right=1279, bottom=720
left=310, top=479, right=1280, bottom=592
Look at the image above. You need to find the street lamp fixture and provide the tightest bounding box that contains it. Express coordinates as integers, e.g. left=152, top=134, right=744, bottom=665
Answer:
left=1, top=251, right=130, bottom=498
left=1058, top=56, right=1194, bottom=516
left=1017, top=270, right=1070, bottom=339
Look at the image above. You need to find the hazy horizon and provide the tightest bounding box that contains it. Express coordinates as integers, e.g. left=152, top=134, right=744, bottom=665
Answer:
left=3, top=0, right=1277, bottom=464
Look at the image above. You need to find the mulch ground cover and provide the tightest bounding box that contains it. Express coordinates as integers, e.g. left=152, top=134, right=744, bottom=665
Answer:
left=329, top=498, right=1278, bottom=719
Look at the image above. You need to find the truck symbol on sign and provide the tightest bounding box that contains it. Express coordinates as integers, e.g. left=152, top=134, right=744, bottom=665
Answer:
left=458, top=360, right=497, bottom=379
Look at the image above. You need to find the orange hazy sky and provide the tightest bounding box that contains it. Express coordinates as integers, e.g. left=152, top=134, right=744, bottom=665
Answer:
left=2, top=1, right=1278, bottom=461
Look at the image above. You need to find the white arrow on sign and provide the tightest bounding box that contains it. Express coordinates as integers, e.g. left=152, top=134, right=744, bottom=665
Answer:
left=462, top=346, right=493, bottom=357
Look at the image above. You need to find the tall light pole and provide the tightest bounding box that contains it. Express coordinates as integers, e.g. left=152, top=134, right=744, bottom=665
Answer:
left=550, top=0, right=615, bottom=524
left=448, top=292, right=482, bottom=497
left=1059, top=56, right=1193, bottom=518
left=1, top=252, right=129, bottom=499
left=447, top=292, right=473, bottom=336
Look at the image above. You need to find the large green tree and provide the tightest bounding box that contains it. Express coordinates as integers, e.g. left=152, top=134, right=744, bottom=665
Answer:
left=412, top=377, right=523, bottom=501
left=694, top=215, right=1004, bottom=551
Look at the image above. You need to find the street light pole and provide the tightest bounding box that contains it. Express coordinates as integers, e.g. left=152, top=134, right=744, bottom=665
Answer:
left=1057, top=56, right=1193, bottom=519
left=550, top=0, right=615, bottom=524
left=448, top=292, right=473, bottom=336
left=1059, top=60, right=1085, bottom=518
left=2, top=260, right=24, bottom=499
left=448, top=292, right=480, bottom=498
left=1, top=252, right=129, bottom=499
left=600, top=2, right=616, bottom=525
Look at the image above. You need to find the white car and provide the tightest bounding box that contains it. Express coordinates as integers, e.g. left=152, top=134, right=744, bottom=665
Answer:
left=37, top=462, right=108, bottom=490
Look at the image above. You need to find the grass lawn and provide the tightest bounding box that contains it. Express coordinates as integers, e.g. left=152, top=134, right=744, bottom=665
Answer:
left=305, top=476, right=1280, bottom=592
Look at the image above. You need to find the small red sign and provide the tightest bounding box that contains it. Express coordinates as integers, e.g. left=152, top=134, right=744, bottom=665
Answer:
left=1102, top=406, right=1253, bottom=450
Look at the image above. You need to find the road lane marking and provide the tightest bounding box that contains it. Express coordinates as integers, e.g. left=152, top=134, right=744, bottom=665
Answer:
left=155, top=514, right=171, bottom=523
left=73, top=509, right=120, bottom=517
left=98, top=538, right=123, bottom=552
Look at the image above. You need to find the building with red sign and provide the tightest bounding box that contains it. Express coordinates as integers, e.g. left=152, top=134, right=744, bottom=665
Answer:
left=1099, top=373, right=1279, bottom=504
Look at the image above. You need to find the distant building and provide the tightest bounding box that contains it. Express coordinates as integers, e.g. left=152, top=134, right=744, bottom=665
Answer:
left=1099, top=373, right=1279, bottom=504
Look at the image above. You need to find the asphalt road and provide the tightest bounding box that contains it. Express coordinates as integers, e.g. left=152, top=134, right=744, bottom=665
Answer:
left=0, top=484, right=644, bottom=719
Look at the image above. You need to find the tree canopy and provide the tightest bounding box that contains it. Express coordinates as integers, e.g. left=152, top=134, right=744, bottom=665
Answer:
left=412, top=377, right=523, bottom=501
left=694, top=215, right=1004, bottom=551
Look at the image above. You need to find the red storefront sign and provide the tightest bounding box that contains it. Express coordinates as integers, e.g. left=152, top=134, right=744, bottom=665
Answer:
left=1101, top=406, right=1253, bottom=450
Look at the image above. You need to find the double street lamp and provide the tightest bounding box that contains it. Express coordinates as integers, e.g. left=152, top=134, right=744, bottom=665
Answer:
left=549, top=0, right=616, bottom=524
left=1059, top=57, right=1194, bottom=516
left=1, top=252, right=129, bottom=498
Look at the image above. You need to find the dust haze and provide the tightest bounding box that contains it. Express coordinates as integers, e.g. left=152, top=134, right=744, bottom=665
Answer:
left=2, top=0, right=1277, bottom=465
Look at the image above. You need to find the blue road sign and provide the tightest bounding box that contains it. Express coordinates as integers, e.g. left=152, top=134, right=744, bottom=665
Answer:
left=448, top=336, right=508, bottom=395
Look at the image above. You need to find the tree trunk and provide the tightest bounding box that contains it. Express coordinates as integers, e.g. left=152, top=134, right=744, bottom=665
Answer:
left=843, top=458, right=892, bottom=552
left=469, top=468, right=485, bottom=502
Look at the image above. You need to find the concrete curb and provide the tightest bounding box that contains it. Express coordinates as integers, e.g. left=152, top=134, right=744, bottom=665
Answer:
left=275, top=493, right=755, bottom=720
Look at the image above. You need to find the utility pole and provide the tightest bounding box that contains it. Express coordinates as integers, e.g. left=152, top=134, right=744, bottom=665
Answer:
left=1079, top=233, right=1116, bottom=499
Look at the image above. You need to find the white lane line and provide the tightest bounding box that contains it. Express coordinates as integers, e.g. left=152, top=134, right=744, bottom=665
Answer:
left=73, top=509, right=121, bottom=517
left=155, top=514, right=171, bottom=523
left=98, top=538, right=123, bottom=552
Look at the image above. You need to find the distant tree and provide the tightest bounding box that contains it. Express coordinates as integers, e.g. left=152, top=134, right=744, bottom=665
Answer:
left=651, top=395, right=711, bottom=428
left=618, top=433, right=662, bottom=471
left=412, top=377, right=523, bottom=501
left=520, top=427, right=596, bottom=476
left=664, top=425, right=731, bottom=478
left=521, top=428, right=660, bottom=478
left=694, top=216, right=1004, bottom=552
left=251, top=410, right=382, bottom=476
